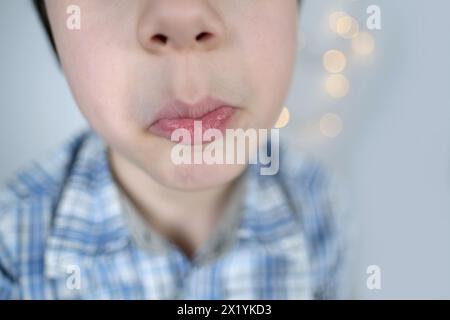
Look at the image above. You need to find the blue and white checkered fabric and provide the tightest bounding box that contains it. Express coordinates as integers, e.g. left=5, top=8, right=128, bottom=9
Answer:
left=0, top=129, right=343, bottom=299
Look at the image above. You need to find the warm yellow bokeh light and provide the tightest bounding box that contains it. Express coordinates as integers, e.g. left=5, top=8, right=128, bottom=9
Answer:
left=336, top=16, right=359, bottom=39
left=323, top=50, right=347, bottom=73
left=329, top=11, right=347, bottom=33
left=352, top=32, right=375, bottom=55
left=320, top=113, right=343, bottom=138
left=274, top=107, right=290, bottom=129
left=325, top=74, right=350, bottom=98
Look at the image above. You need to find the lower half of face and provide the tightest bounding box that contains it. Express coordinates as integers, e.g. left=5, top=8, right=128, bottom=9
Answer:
left=46, top=0, right=298, bottom=190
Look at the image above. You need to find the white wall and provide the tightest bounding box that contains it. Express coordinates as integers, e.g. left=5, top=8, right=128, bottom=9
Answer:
left=0, top=0, right=87, bottom=185
left=1, top=0, right=449, bottom=299
left=286, top=0, right=450, bottom=298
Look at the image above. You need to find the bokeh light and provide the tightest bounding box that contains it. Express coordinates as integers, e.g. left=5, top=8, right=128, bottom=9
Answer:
left=320, top=113, right=343, bottom=138
left=336, top=15, right=360, bottom=39
left=352, top=32, right=375, bottom=55
left=323, top=50, right=347, bottom=73
left=329, top=11, right=347, bottom=33
left=325, top=74, right=350, bottom=98
left=274, top=107, right=290, bottom=129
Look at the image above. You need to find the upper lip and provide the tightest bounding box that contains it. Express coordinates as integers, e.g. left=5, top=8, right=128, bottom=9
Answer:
left=150, top=96, right=235, bottom=125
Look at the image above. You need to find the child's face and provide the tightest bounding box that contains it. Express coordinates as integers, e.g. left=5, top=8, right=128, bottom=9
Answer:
left=45, top=0, right=298, bottom=190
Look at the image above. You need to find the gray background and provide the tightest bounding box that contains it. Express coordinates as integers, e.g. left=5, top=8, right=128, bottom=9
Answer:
left=1, top=0, right=449, bottom=298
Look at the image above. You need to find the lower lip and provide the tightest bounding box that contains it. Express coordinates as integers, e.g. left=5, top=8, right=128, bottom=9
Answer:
left=149, top=106, right=236, bottom=144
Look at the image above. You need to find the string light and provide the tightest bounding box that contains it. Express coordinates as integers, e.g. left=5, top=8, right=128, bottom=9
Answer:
left=325, top=74, right=350, bottom=98
left=274, top=107, right=290, bottom=129
left=304, top=8, right=376, bottom=145
left=352, top=32, right=375, bottom=55
left=320, top=113, right=343, bottom=138
left=323, top=50, right=347, bottom=73
left=336, top=15, right=360, bottom=39
left=329, top=11, right=347, bottom=33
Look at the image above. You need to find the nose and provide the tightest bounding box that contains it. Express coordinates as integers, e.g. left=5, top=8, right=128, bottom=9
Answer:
left=137, top=0, right=226, bottom=55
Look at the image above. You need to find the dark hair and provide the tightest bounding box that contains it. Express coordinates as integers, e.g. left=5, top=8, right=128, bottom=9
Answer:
left=33, top=0, right=57, bottom=55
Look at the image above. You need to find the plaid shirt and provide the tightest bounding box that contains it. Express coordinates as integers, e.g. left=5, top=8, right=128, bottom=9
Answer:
left=0, top=129, right=343, bottom=300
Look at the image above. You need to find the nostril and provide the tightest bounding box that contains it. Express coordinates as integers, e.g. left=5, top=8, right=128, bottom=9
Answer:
left=151, top=34, right=168, bottom=45
left=148, top=31, right=216, bottom=50
left=196, top=32, right=213, bottom=42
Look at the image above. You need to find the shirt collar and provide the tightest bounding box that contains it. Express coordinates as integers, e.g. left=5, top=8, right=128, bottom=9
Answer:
left=118, top=166, right=248, bottom=264
left=45, top=130, right=131, bottom=278
left=45, top=130, right=305, bottom=278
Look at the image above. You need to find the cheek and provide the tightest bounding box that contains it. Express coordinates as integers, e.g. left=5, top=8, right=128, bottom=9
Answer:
left=60, top=39, right=137, bottom=140
left=237, top=15, right=298, bottom=128
left=48, top=4, right=139, bottom=142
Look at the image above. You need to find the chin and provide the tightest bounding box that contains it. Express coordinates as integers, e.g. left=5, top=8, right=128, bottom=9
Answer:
left=154, top=162, right=247, bottom=191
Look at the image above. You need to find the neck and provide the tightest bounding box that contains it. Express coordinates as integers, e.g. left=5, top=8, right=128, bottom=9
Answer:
left=108, top=148, right=237, bottom=257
